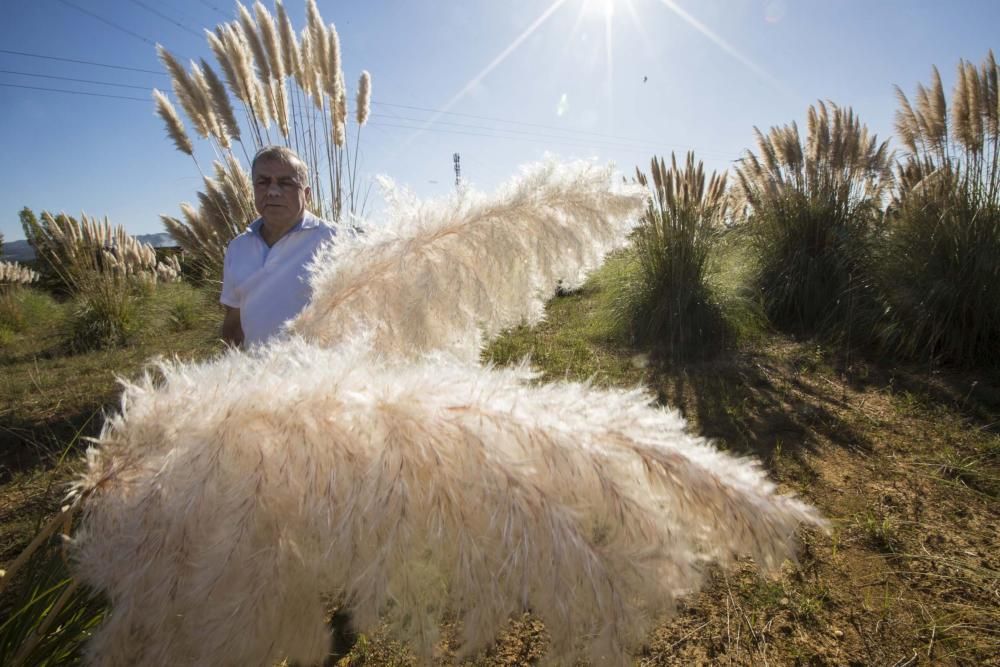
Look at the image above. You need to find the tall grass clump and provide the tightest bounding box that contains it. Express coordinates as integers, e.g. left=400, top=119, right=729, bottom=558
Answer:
left=156, top=0, right=373, bottom=280
left=881, top=52, right=1000, bottom=367
left=611, top=152, right=730, bottom=358
left=735, top=101, right=893, bottom=340
left=22, top=212, right=180, bottom=350
left=160, top=155, right=254, bottom=281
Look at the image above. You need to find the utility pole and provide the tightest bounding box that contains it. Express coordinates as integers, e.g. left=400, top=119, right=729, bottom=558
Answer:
left=453, top=152, right=461, bottom=190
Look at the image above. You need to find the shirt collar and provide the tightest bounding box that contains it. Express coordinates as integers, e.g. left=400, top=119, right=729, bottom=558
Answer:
left=250, top=211, right=318, bottom=237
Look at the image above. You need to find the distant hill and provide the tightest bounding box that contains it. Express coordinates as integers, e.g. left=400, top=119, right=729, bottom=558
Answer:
left=1, top=239, right=34, bottom=262
left=1, top=233, right=178, bottom=262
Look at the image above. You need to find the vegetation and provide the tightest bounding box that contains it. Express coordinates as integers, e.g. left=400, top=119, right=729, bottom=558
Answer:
left=880, top=52, right=1000, bottom=367
left=611, top=152, right=731, bottom=359
left=3, top=29, right=1000, bottom=666
left=17, top=212, right=182, bottom=351
left=734, top=101, right=892, bottom=341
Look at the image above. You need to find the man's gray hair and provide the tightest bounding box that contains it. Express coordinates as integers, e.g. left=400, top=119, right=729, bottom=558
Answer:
left=251, top=146, right=309, bottom=185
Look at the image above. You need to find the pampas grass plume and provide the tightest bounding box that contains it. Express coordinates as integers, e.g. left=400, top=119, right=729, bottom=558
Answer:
left=356, top=69, right=371, bottom=126
left=291, top=160, right=647, bottom=360
left=73, top=338, right=823, bottom=665
left=275, top=0, right=301, bottom=81
left=152, top=89, right=193, bottom=156
left=0, top=260, right=40, bottom=286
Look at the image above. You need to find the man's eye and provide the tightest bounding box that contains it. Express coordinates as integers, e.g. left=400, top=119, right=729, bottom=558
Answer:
left=279, top=180, right=298, bottom=188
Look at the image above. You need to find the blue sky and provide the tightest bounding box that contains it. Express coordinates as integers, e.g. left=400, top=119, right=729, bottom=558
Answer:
left=1, top=0, right=998, bottom=242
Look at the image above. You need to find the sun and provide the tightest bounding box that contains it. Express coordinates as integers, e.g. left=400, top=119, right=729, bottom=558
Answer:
left=581, top=0, right=617, bottom=19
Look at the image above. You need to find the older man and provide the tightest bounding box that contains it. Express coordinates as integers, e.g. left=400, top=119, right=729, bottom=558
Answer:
left=220, top=146, right=338, bottom=347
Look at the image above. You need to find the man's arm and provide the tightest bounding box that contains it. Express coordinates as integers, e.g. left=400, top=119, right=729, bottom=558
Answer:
left=221, top=305, right=244, bottom=347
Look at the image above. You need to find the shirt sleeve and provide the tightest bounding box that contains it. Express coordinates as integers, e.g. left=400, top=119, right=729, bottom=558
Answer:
left=220, top=243, right=239, bottom=307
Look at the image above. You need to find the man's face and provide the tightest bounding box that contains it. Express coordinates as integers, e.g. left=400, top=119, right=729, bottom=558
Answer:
left=252, top=158, right=310, bottom=229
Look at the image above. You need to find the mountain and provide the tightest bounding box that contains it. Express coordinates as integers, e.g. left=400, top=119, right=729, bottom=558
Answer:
left=1, top=233, right=178, bottom=262
left=136, top=233, right=178, bottom=248
left=1, top=239, right=34, bottom=262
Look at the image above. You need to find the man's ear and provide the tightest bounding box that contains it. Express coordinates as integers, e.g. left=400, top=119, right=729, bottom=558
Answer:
left=304, top=185, right=312, bottom=204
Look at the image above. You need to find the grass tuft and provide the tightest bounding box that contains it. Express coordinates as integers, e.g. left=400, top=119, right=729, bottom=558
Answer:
left=609, top=153, right=732, bottom=359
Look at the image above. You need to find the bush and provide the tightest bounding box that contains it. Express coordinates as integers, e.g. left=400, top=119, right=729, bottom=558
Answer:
left=63, top=275, right=143, bottom=352
left=735, top=101, right=892, bottom=341
left=612, top=153, right=730, bottom=358
left=880, top=53, right=1000, bottom=367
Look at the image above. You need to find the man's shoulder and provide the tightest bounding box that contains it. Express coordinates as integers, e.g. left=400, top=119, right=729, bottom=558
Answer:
left=225, top=219, right=263, bottom=252
left=302, top=213, right=340, bottom=239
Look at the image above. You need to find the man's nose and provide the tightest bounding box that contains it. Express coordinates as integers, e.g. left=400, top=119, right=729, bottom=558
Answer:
left=267, top=181, right=283, bottom=195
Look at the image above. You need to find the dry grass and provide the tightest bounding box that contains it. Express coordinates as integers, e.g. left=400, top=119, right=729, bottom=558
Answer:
left=1, top=258, right=997, bottom=665
left=482, top=269, right=1000, bottom=667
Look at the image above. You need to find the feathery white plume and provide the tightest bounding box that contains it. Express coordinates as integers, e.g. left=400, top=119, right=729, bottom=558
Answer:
left=291, top=159, right=647, bottom=360
left=356, top=69, right=371, bottom=126
left=73, top=339, right=822, bottom=665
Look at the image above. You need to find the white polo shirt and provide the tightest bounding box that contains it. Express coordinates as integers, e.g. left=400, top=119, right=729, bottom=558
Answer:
left=220, top=212, right=337, bottom=346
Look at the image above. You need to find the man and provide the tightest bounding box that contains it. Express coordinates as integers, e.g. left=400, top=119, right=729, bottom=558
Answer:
left=221, top=146, right=338, bottom=347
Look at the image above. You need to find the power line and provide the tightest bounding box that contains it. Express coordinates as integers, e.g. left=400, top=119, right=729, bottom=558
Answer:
left=1, top=81, right=737, bottom=161
left=0, top=69, right=152, bottom=91
left=368, top=110, right=734, bottom=160
left=372, top=99, right=724, bottom=157
left=128, top=0, right=204, bottom=39
left=53, top=0, right=157, bottom=46
left=0, top=48, right=167, bottom=76
left=196, top=0, right=231, bottom=20
left=368, top=121, right=674, bottom=158
left=0, top=82, right=148, bottom=102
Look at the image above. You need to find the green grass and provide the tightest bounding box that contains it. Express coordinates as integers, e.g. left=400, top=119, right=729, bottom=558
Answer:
left=744, top=192, right=883, bottom=343
left=0, top=289, right=65, bottom=342
left=878, top=194, right=1000, bottom=368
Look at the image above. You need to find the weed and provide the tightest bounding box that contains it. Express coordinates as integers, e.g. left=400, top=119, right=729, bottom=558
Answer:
left=856, top=509, right=901, bottom=553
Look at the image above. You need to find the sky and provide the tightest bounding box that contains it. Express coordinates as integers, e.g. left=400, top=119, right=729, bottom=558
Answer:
left=1, top=0, right=999, bottom=243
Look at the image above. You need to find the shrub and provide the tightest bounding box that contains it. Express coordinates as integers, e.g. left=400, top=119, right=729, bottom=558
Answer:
left=612, top=152, right=730, bottom=358
left=24, top=213, right=177, bottom=351
left=880, top=52, right=1000, bottom=367
left=735, top=101, right=893, bottom=340
left=63, top=275, right=143, bottom=352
